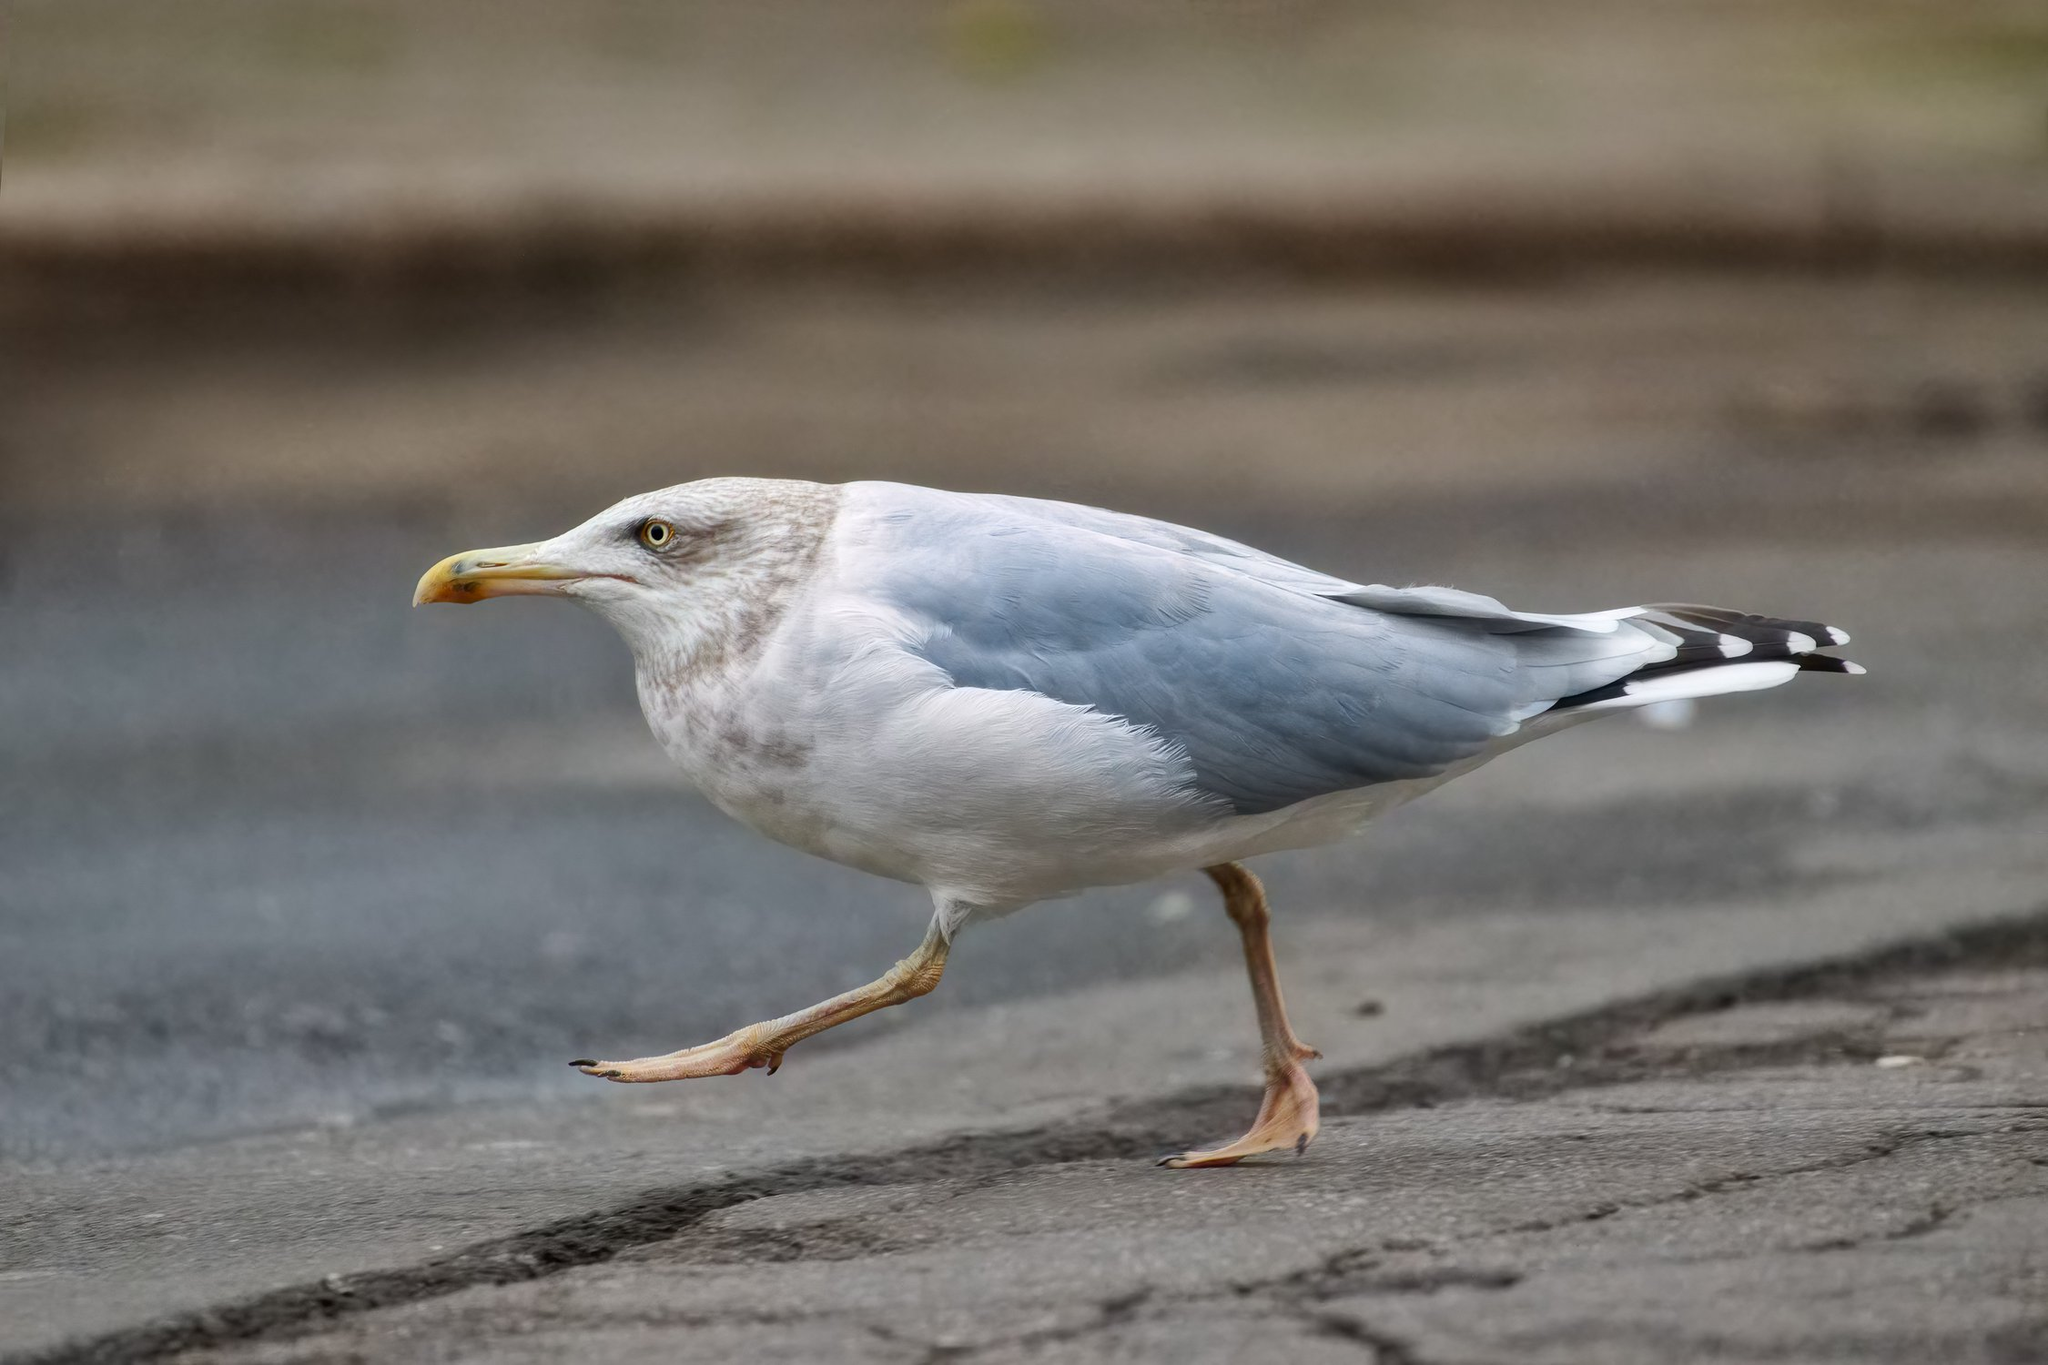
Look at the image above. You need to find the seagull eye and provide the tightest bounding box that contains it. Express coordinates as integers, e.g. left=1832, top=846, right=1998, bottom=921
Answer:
left=638, top=519, right=676, bottom=551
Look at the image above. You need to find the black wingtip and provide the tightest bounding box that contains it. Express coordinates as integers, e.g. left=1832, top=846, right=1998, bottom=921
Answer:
left=568, top=1059, right=597, bottom=1068
left=1796, top=655, right=1866, bottom=675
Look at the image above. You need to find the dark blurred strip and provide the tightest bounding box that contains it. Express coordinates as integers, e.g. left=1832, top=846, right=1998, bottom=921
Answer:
left=9, top=173, right=2048, bottom=324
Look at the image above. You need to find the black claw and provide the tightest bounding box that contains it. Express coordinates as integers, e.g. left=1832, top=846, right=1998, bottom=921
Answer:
left=569, top=1059, right=597, bottom=1068
left=1295, top=1133, right=1309, bottom=1157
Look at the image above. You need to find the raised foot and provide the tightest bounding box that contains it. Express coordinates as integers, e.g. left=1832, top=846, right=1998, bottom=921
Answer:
left=1159, top=1057, right=1321, bottom=1169
left=571, top=1026, right=782, bottom=1083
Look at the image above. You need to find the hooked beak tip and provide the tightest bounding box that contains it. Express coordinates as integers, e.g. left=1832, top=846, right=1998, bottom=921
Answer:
left=413, top=544, right=576, bottom=606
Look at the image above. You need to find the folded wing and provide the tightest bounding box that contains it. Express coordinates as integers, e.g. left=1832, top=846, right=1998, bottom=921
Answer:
left=851, top=486, right=1711, bottom=816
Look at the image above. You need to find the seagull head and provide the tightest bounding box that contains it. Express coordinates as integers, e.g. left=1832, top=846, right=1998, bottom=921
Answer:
left=414, top=478, right=840, bottom=658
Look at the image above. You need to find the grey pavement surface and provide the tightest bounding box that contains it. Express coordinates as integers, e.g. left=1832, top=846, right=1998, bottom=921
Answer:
left=178, top=941, right=2048, bottom=1365
left=16, top=916, right=2048, bottom=1364
left=5, top=488, right=2042, bottom=1165
left=3, top=273, right=2047, bottom=1360
left=7, top=274, right=2048, bottom=1167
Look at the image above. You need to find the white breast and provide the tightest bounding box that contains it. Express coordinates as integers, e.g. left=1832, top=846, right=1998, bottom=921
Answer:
left=635, top=627, right=1246, bottom=914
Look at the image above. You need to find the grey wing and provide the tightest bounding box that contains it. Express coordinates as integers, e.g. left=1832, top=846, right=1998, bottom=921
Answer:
left=968, top=490, right=1365, bottom=599
left=849, top=487, right=1658, bottom=816
left=971, top=487, right=1623, bottom=630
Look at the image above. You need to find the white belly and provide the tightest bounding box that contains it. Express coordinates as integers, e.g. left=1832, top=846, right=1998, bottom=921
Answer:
left=638, top=656, right=1549, bottom=919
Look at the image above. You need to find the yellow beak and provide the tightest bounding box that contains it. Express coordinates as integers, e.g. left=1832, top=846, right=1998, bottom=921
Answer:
left=413, top=544, right=582, bottom=605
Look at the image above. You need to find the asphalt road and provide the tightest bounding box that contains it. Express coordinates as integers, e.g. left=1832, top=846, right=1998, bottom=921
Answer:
left=154, top=924, right=2048, bottom=1365
left=3, top=274, right=2047, bottom=1359
left=8, top=482, right=2038, bottom=1164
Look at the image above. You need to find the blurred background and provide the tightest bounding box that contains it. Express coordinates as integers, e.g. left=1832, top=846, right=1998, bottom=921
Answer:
left=3, top=0, right=2047, bottom=1163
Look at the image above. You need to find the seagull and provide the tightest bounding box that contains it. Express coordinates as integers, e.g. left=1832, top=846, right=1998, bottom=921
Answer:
left=415, top=478, right=1859, bottom=1167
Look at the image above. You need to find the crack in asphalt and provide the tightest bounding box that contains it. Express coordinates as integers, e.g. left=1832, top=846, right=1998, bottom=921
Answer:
left=1309, top=1311, right=1433, bottom=1364
left=921, top=1288, right=1156, bottom=1364
left=1484, top=1121, right=2047, bottom=1243
left=16, top=907, right=2048, bottom=1365
left=750, top=1123, right=2044, bottom=1365
left=1801, top=1202, right=1953, bottom=1252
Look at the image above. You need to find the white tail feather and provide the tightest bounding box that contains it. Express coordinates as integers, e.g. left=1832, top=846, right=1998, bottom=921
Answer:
left=1563, top=660, right=1802, bottom=714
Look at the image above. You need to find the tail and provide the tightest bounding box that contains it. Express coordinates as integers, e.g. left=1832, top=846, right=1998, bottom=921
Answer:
left=1548, top=604, right=1862, bottom=714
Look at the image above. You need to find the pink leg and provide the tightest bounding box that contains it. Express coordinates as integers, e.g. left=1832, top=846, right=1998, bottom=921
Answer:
left=573, top=922, right=949, bottom=1082
left=1161, top=863, right=1321, bottom=1168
